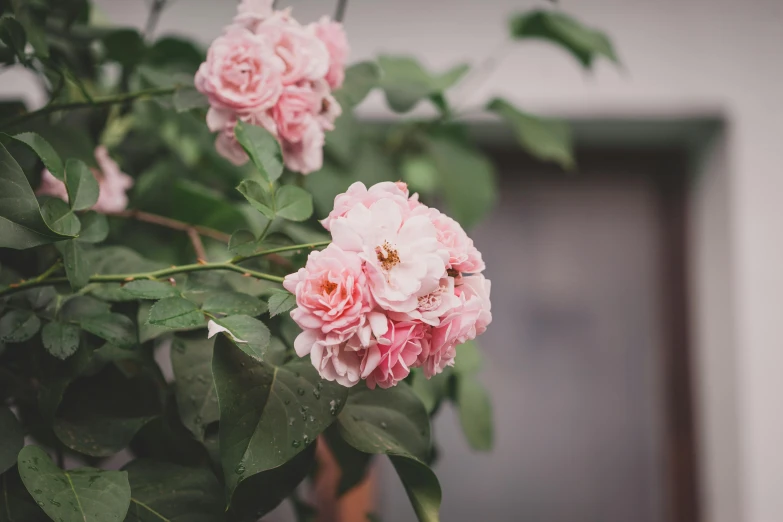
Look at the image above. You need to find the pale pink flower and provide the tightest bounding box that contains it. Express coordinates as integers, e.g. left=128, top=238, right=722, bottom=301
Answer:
left=390, top=276, right=461, bottom=326
left=37, top=146, right=133, bottom=214
left=256, top=19, right=329, bottom=85
left=272, top=83, right=321, bottom=143
left=295, top=330, right=364, bottom=387
left=321, top=181, right=418, bottom=231
left=312, top=79, right=342, bottom=131
left=281, top=118, right=325, bottom=174
left=283, top=244, right=371, bottom=344
left=195, top=27, right=284, bottom=113
left=362, top=320, right=428, bottom=389
left=459, top=274, right=492, bottom=336
left=232, top=0, right=274, bottom=32
left=331, top=198, right=449, bottom=313
left=312, top=16, right=349, bottom=89
left=422, top=207, right=485, bottom=273
left=422, top=295, right=483, bottom=378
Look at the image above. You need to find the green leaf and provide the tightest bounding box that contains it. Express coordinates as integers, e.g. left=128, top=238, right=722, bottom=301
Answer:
left=56, top=239, right=92, bottom=289
left=455, top=375, right=494, bottom=451
left=209, top=314, right=271, bottom=361
left=17, top=445, right=131, bottom=522
left=76, top=211, right=109, bottom=243
left=228, top=229, right=257, bottom=256
left=389, top=456, right=442, bottom=522
left=40, top=198, right=81, bottom=236
left=174, top=86, right=210, bottom=112
left=59, top=295, right=110, bottom=322
left=148, top=296, right=205, bottom=329
left=333, top=61, right=381, bottom=108
left=80, top=313, right=137, bottom=349
left=275, top=185, right=313, bottom=222
left=202, top=291, right=264, bottom=316
left=41, top=321, right=81, bottom=360
left=234, top=121, right=284, bottom=182
left=8, top=132, right=64, bottom=179
left=212, top=334, right=348, bottom=503
left=0, top=466, right=49, bottom=522
left=452, top=339, right=482, bottom=375
left=0, top=309, right=40, bottom=343
left=410, top=368, right=451, bottom=414
left=103, top=28, right=146, bottom=68
left=336, top=385, right=441, bottom=522
left=0, top=406, right=24, bottom=474
left=486, top=97, right=573, bottom=169
left=228, top=443, right=316, bottom=521
left=123, top=460, right=224, bottom=522
left=509, top=10, right=618, bottom=69
left=0, top=142, right=76, bottom=249
left=336, top=384, right=431, bottom=461
left=0, top=16, right=26, bottom=61
left=64, top=158, right=99, bottom=211
left=428, top=137, right=496, bottom=228
left=53, top=366, right=161, bottom=457
left=267, top=290, right=295, bottom=317
left=378, top=56, right=468, bottom=113
left=236, top=179, right=275, bottom=220
left=170, top=335, right=220, bottom=441
left=121, top=280, right=179, bottom=300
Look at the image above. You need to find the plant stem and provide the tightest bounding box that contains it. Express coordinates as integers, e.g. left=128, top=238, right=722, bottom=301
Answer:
left=0, top=87, right=177, bottom=129
left=144, top=0, right=167, bottom=41
left=109, top=209, right=230, bottom=242
left=334, top=0, right=349, bottom=22
left=0, top=241, right=330, bottom=298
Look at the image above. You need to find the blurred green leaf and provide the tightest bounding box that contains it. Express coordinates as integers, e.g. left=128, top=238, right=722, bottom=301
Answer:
left=333, top=61, right=381, bottom=108
left=235, top=121, right=284, bottom=182
left=228, top=229, right=257, bottom=256
left=41, top=321, right=81, bottom=360
left=7, top=132, right=63, bottom=179
left=17, top=446, right=131, bottom=522
left=148, top=296, right=205, bottom=329
left=122, top=460, right=224, bottom=522
left=510, top=10, right=618, bottom=68
left=59, top=295, right=110, bottom=322
left=103, top=28, right=146, bottom=68
left=389, top=456, right=442, bottom=522
left=202, top=291, right=264, bottom=316
left=0, top=466, right=49, bottom=522
left=324, top=426, right=372, bottom=496
left=76, top=211, right=109, bottom=243
left=170, top=335, right=219, bottom=441
left=0, top=16, right=26, bottom=61
left=456, top=375, right=493, bottom=451
left=174, top=86, right=209, bottom=112
left=121, top=280, right=179, bottom=300
left=80, top=313, right=136, bottom=349
left=56, top=239, right=91, bottom=289
left=428, top=137, right=496, bottom=228
left=0, top=310, right=40, bottom=343
left=64, top=158, right=99, bottom=211
left=378, top=55, right=468, bottom=113
left=410, top=368, right=451, bottom=414
left=487, top=97, right=573, bottom=169
left=0, top=143, right=76, bottom=248
left=452, top=340, right=482, bottom=375
left=0, top=406, right=24, bottom=474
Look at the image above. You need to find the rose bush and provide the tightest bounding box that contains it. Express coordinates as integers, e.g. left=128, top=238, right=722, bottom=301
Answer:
left=0, top=0, right=616, bottom=520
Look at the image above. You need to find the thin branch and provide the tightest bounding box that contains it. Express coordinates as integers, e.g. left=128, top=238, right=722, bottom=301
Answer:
left=186, top=227, right=207, bottom=261
left=0, top=87, right=177, bottom=129
left=334, top=0, right=349, bottom=22
left=0, top=241, right=331, bottom=298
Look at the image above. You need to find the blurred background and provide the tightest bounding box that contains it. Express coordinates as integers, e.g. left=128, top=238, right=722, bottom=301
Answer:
left=3, top=1, right=783, bottom=521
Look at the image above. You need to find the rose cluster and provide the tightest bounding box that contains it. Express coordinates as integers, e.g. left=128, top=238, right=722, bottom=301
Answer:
left=195, top=0, right=348, bottom=174
left=284, top=182, right=492, bottom=389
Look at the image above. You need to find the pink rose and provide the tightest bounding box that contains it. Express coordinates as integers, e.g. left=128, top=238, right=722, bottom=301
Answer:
left=331, top=198, right=449, bottom=313
left=295, top=330, right=365, bottom=387
left=312, top=16, right=349, bottom=89
left=312, top=79, right=342, bottom=131
left=422, top=295, right=483, bottom=378
left=423, top=208, right=485, bottom=273
left=256, top=19, right=329, bottom=85
left=362, top=320, right=428, bottom=389
left=321, top=181, right=418, bottom=231
left=195, top=27, right=283, bottom=112
left=459, top=274, right=492, bottom=336
left=390, top=276, right=460, bottom=326
left=232, top=0, right=274, bottom=32
left=272, top=83, right=321, bottom=143
left=37, top=146, right=133, bottom=214
left=283, top=244, right=371, bottom=344
left=281, top=118, right=325, bottom=174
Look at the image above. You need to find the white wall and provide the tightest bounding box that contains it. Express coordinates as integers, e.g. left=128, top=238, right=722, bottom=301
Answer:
left=5, top=1, right=783, bottom=520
